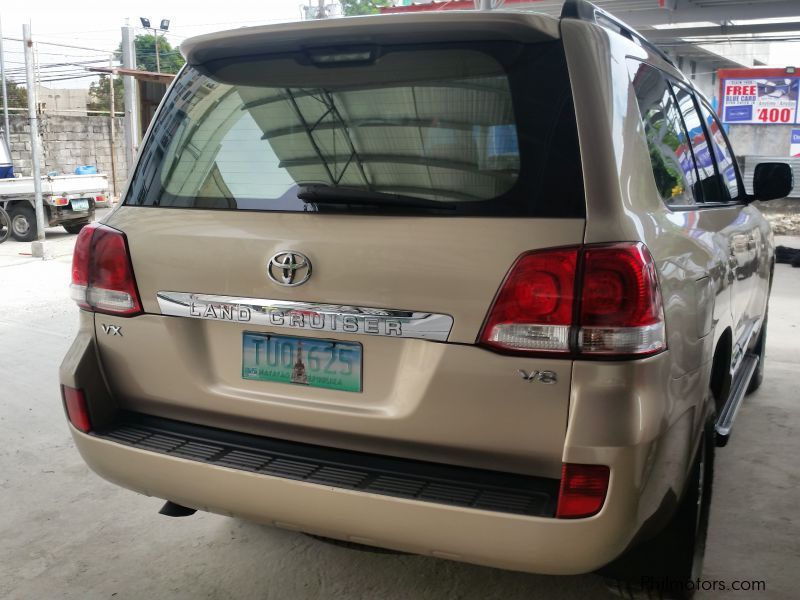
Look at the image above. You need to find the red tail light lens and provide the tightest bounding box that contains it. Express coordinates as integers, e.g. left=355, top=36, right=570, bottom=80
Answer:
left=479, top=248, right=578, bottom=353
left=70, top=224, right=142, bottom=316
left=62, top=385, right=92, bottom=433
left=578, top=243, right=665, bottom=356
left=556, top=463, right=610, bottom=519
left=479, top=242, right=665, bottom=357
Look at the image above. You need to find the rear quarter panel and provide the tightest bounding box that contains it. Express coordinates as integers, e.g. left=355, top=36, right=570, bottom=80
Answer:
left=562, top=20, right=730, bottom=534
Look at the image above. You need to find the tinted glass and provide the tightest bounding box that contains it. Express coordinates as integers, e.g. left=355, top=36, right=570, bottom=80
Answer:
left=671, top=84, right=722, bottom=201
left=699, top=102, right=742, bottom=201
left=628, top=61, right=697, bottom=207
left=125, top=41, right=585, bottom=217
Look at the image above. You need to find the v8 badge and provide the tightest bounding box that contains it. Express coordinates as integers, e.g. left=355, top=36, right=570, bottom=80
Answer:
left=518, top=369, right=557, bottom=384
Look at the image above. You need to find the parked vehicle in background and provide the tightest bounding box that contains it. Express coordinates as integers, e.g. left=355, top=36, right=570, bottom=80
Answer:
left=0, top=205, right=10, bottom=244
left=0, top=173, right=107, bottom=241
left=59, top=1, right=792, bottom=598
left=0, top=134, right=13, bottom=180
left=0, top=132, right=106, bottom=241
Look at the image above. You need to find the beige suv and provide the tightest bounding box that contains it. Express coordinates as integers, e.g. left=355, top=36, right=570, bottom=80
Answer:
left=59, top=1, right=792, bottom=597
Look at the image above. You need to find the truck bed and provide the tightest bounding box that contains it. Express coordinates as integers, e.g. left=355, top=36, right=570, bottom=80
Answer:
left=0, top=174, right=108, bottom=199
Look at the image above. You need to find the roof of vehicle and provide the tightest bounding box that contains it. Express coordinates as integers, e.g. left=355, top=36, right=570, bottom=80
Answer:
left=181, top=11, right=560, bottom=67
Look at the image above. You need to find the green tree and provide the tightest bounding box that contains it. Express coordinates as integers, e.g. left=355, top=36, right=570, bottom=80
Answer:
left=134, top=33, right=184, bottom=73
left=2, top=77, right=28, bottom=109
left=87, top=31, right=183, bottom=112
left=110, top=34, right=184, bottom=74
left=87, top=75, right=124, bottom=113
left=341, top=0, right=393, bottom=16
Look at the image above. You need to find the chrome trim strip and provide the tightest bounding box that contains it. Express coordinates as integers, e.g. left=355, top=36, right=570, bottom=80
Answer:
left=156, top=292, right=454, bottom=342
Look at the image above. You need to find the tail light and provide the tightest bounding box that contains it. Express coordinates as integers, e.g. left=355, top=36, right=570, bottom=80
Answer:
left=479, top=242, right=665, bottom=357
left=479, top=249, right=577, bottom=353
left=95, top=195, right=106, bottom=203
left=70, top=223, right=142, bottom=316
left=556, top=463, right=610, bottom=519
left=62, top=386, right=92, bottom=433
left=578, top=243, right=664, bottom=355
left=53, top=196, right=69, bottom=206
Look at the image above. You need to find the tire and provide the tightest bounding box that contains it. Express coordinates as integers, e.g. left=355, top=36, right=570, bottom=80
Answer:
left=0, top=207, right=10, bottom=244
left=64, top=220, right=90, bottom=234
left=604, top=418, right=715, bottom=600
left=9, top=204, right=37, bottom=242
left=746, top=312, right=767, bottom=394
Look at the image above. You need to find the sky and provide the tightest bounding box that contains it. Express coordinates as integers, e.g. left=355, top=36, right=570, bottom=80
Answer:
left=1, top=0, right=799, bottom=90
left=0, top=0, right=307, bottom=88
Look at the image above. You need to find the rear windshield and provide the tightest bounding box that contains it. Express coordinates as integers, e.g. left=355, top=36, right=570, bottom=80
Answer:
left=125, top=41, right=584, bottom=217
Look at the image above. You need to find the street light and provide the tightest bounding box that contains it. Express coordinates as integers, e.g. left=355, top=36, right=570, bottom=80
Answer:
left=139, top=17, right=170, bottom=73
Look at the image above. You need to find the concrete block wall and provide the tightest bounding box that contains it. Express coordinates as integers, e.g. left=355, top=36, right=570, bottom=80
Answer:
left=728, top=124, right=797, bottom=158
left=7, top=114, right=127, bottom=198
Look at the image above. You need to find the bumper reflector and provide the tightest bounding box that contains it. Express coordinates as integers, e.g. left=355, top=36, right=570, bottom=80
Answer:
left=62, top=386, right=91, bottom=433
left=556, top=463, right=610, bottom=519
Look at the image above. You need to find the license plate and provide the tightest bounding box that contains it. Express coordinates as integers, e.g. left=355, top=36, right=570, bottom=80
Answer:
left=71, top=199, right=89, bottom=211
left=242, top=332, right=362, bottom=392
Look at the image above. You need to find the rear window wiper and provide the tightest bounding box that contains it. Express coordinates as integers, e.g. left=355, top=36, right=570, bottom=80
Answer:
left=297, top=185, right=457, bottom=210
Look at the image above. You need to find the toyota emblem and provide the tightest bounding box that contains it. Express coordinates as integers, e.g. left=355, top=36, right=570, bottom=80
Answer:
left=267, top=251, right=312, bottom=287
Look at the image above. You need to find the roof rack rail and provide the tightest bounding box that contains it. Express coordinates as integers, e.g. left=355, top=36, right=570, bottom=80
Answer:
left=560, top=0, right=676, bottom=68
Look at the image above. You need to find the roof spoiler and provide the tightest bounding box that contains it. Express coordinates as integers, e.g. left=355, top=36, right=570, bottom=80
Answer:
left=561, top=0, right=675, bottom=67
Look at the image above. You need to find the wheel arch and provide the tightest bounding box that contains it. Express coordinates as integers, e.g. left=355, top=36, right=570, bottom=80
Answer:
left=709, top=327, right=733, bottom=414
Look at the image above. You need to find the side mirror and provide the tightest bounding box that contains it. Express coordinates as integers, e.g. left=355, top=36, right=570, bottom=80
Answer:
left=752, top=162, right=794, bottom=201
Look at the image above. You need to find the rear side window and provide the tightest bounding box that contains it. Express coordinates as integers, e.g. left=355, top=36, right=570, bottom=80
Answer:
left=125, top=41, right=585, bottom=218
left=698, top=102, right=742, bottom=201
left=628, top=61, right=697, bottom=207
left=670, top=84, right=714, bottom=182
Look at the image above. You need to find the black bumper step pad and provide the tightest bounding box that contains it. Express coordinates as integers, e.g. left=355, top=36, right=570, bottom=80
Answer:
left=95, top=413, right=558, bottom=518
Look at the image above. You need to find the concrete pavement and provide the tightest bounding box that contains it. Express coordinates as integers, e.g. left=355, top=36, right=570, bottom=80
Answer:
left=0, top=208, right=112, bottom=267
left=0, top=234, right=798, bottom=600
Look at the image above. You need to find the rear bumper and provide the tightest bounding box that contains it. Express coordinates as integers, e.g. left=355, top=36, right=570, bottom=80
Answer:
left=68, top=421, right=637, bottom=575
left=47, top=205, right=95, bottom=226
left=60, top=314, right=687, bottom=575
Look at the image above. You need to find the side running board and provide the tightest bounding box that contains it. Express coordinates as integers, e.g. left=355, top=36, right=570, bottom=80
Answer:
left=715, top=354, right=759, bottom=447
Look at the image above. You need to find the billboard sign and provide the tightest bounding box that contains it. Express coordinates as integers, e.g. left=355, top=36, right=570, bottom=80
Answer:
left=791, top=129, right=800, bottom=157
left=721, top=78, right=799, bottom=124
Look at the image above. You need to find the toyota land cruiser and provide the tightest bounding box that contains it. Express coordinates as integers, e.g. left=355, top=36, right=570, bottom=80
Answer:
left=59, top=1, right=792, bottom=596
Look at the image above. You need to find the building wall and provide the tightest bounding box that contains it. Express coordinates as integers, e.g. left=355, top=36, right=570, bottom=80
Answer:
left=728, top=125, right=797, bottom=157
left=6, top=114, right=127, bottom=197
left=35, top=87, right=90, bottom=117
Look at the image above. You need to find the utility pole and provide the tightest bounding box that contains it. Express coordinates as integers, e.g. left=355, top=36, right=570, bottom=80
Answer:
left=0, top=14, right=11, bottom=147
left=34, top=38, right=41, bottom=113
left=121, top=25, right=139, bottom=173
left=153, top=27, right=160, bottom=73
left=479, top=0, right=493, bottom=9
left=23, top=23, right=48, bottom=258
left=108, top=60, right=118, bottom=199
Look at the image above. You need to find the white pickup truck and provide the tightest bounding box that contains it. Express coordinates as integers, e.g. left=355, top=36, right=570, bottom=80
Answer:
left=0, top=174, right=108, bottom=241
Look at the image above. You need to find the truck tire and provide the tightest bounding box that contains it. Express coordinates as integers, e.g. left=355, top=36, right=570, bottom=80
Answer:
left=0, top=207, right=10, bottom=243
left=64, top=220, right=90, bottom=234
left=604, top=416, right=715, bottom=600
left=9, top=204, right=37, bottom=242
